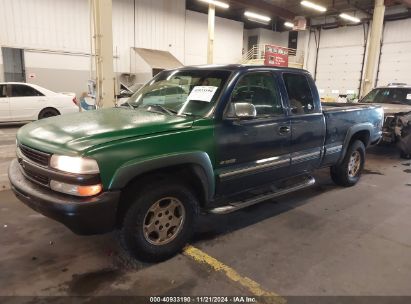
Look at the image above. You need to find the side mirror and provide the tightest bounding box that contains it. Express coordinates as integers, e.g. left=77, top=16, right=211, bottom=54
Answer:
left=233, top=102, right=256, bottom=119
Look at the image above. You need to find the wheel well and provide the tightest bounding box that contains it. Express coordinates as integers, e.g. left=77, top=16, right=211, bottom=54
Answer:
left=115, top=164, right=208, bottom=227
left=38, top=107, right=60, bottom=118
left=349, top=130, right=370, bottom=147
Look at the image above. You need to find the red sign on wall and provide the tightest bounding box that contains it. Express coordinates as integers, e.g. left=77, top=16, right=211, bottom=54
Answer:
left=264, top=45, right=289, bottom=67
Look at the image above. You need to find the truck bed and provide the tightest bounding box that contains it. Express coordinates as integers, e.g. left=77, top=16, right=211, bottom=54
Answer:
left=321, top=102, right=379, bottom=113
left=322, top=102, right=382, bottom=149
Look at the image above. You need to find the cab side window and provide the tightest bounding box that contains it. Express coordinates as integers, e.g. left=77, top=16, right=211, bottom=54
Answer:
left=283, top=73, right=315, bottom=115
left=229, top=72, right=283, bottom=117
left=11, top=84, right=43, bottom=97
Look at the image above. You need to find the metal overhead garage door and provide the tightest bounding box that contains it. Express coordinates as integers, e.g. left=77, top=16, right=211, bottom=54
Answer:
left=377, top=19, right=411, bottom=87
left=315, top=25, right=367, bottom=100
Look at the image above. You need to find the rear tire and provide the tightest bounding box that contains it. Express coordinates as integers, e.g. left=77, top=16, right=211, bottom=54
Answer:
left=330, top=140, right=365, bottom=187
left=38, top=108, right=60, bottom=119
left=400, top=150, right=411, bottom=160
left=120, top=180, right=199, bottom=262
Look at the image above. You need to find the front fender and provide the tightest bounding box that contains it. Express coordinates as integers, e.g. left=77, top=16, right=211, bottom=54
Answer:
left=108, top=151, right=215, bottom=201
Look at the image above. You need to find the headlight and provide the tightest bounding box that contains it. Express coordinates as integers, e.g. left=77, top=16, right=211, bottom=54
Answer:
left=50, top=155, right=99, bottom=174
left=50, top=180, right=102, bottom=197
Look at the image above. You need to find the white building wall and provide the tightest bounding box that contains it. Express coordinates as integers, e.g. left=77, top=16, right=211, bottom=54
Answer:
left=0, top=0, right=90, bottom=53
left=258, top=28, right=289, bottom=47
left=314, top=25, right=367, bottom=99
left=184, top=10, right=244, bottom=66
left=112, top=0, right=135, bottom=74
left=377, top=18, right=411, bottom=86
left=133, top=0, right=186, bottom=64
left=243, top=28, right=289, bottom=49
left=0, top=48, right=3, bottom=82
left=0, top=0, right=243, bottom=95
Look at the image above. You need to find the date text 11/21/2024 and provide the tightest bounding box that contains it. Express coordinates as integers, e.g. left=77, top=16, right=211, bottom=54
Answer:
left=149, top=296, right=259, bottom=303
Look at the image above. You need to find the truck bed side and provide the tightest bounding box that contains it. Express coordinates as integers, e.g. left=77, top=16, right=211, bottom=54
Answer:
left=321, top=102, right=383, bottom=167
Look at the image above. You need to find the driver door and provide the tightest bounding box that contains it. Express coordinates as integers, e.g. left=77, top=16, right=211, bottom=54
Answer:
left=215, top=71, right=291, bottom=196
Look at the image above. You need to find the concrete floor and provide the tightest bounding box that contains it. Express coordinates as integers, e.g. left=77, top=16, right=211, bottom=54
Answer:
left=0, top=125, right=21, bottom=190
left=1, top=126, right=411, bottom=299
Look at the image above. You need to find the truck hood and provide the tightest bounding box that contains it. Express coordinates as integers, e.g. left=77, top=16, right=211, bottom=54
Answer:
left=17, top=107, right=194, bottom=155
left=371, top=103, right=411, bottom=115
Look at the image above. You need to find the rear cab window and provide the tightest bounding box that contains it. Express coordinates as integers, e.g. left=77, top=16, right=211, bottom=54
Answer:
left=283, top=73, right=316, bottom=115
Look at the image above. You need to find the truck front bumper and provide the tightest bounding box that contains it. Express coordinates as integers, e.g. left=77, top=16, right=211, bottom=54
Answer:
left=8, top=159, right=121, bottom=235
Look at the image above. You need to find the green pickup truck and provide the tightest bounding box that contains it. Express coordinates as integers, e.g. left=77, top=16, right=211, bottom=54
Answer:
left=9, top=65, right=383, bottom=261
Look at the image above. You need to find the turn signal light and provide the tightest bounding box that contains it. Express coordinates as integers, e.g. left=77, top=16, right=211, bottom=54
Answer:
left=50, top=180, right=102, bottom=197
left=77, top=184, right=102, bottom=196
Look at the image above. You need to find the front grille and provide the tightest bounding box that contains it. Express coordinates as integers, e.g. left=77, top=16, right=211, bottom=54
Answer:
left=24, top=168, right=50, bottom=186
left=19, top=145, right=51, bottom=167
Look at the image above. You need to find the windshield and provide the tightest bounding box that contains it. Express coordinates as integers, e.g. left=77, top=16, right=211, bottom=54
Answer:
left=126, top=69, right=232, bottom=117
left=361, top=88, right=411, bottom=105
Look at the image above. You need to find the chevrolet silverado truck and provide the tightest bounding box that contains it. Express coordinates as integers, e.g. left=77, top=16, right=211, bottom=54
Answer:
left=8, top=65, right=383, bottom=262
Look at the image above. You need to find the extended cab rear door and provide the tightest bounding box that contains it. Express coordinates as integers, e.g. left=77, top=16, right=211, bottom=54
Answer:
left=280, top=72, right=326, bottom=173
left=215, top=71, right=292, bottom=196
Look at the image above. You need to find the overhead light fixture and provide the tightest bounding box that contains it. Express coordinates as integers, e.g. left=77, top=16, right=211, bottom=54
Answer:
left=339, top=13, right=361, bottom=23
left=244, top=11, right=271, bottom=23
left=301, top=1, right=327, bottom=12
left=284, top=22, right=294, bottom=28
left=198, top=0, right=229, bottom=9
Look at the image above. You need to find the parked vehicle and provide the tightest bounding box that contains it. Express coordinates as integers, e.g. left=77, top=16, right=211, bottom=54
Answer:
left=8, top=65, right=383, bottom=262
left=359, top=84, right=411, bottom=158
left=0, top=82, right=79, bottom=122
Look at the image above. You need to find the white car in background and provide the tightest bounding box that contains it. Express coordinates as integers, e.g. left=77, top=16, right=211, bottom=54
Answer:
left=0, top=82, right=79, bottom=122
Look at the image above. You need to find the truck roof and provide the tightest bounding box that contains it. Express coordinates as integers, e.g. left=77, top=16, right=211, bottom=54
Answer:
left=176, top=64, right=309, bottom=74
left=376, top=84, right=411, bottom=89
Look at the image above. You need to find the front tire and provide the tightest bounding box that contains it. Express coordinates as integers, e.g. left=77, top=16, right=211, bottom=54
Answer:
left=330, top=140, right=365, bottom=187
left=120, top=180, right=199, bottom=262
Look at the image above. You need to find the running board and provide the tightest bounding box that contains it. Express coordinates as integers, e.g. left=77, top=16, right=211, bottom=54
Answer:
left=208, top=176, right=316, bottom=215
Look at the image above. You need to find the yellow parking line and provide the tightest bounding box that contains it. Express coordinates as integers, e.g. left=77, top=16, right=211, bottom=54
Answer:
left=183, top=245, right=286, bottom=303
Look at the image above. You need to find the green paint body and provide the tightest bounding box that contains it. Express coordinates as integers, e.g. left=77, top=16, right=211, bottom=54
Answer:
left=17, top=108, right=216, bottom=190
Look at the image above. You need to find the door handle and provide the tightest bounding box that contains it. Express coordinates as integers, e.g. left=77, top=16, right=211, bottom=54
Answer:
left=278, top=126, right=291, bottom=135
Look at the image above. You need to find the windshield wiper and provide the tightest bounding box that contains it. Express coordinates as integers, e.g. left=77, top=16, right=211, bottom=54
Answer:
left=120, top=101, right=135, bottom=109
left=146, top=104, right=177, bottom=115
left=179, top=112, right=200, bottom=117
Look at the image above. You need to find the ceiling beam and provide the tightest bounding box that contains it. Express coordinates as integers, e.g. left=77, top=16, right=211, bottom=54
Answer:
left=230, top=0, right=296, bottom=20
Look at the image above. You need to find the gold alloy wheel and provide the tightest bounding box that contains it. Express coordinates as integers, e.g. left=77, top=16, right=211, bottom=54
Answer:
left=348, top=150, right=361, bottom=178
left=143, top=197, right=186, bottom=245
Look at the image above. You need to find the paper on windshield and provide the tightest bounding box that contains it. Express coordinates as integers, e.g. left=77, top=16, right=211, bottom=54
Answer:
left=407, top=94, right=411, bottom=100
left=187, top=86, right=218, bottom=102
